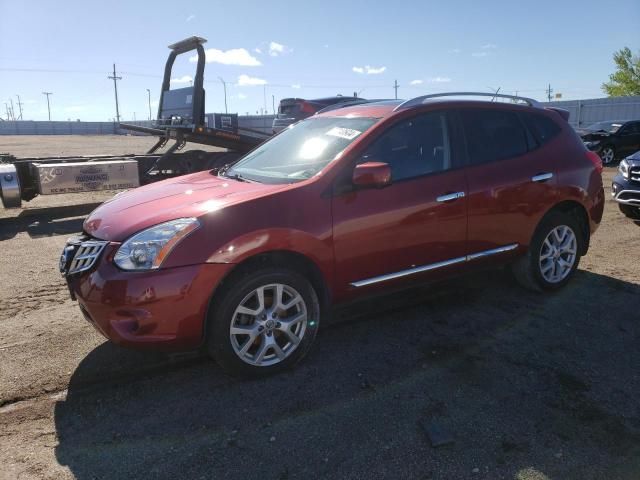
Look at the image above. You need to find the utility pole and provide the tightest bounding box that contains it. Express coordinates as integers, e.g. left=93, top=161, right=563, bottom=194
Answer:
left=272, top=95, right=275, bottom=115
left=9, top=99, right=15, bottom=121
left=263, top=85, right=267, bottom=116
left=42, top=92, right=52, bottom=121
left=133, top=112, right=136, bottom=121
left=146, top=89, right=152, bottom=120
left=393, top=80, right=399, bottom=99
left=546, top=84, right=553, bottom=102
left=5, top=103, right=11, bottom=121
left=108, top=64, right=122, bottom=123
left=15, top=95, right=23, bottom=120
left=218, top=77, right=228, bottom=114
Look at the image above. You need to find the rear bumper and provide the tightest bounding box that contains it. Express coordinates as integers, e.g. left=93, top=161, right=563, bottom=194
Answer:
left=611, top=174, right=640, bottom=206
left=67, top=254, right=233, bottom=351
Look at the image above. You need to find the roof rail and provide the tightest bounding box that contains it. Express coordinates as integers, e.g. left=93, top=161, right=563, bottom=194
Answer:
left=393, top=92, right=540, bottom=111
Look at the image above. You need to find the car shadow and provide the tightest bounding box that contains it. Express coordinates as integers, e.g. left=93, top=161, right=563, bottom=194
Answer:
left=0, top=203, right=101, bottom=240
left=54, top=269, right=640, bottom=479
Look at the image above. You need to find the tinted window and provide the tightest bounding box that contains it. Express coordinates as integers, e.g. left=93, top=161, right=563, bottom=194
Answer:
left=361, top=112, right=451, bottom=181
left=621, top=122, right=640, bottom=135
left=461, top=109, right=528, bottom=164
left=523, top=112, right=562, bottom=145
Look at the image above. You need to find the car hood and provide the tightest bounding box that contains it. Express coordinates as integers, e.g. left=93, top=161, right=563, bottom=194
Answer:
left=579, top=130, right=611, bottom=141
left=83, top=171, right=287, bottom=241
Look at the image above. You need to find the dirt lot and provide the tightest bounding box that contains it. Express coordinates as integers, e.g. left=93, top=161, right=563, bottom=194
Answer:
left=0, top=136, right=639, bottom=479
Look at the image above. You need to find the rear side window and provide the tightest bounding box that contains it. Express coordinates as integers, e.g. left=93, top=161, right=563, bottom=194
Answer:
left=460, top=109, right=528, bottom=165
left=522, top=112, right=562, bottom=146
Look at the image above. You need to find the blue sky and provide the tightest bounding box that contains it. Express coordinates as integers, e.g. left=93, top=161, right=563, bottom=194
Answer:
left=1, top=0, right=638, bottom=121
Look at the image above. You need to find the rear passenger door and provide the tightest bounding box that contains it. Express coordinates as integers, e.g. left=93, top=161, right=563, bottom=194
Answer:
left=460, top=108, right=560, bottom=254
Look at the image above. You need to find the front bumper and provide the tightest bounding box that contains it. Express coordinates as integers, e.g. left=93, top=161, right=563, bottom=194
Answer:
left=611, top=174, right=640, bottom=207
left=64, top=243, right=233, bottom=351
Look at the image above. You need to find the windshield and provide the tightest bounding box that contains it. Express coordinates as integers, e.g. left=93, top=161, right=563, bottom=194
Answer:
left=225, top=116, right=378, bottom=184
left=585, top=121, right=623, bottom=133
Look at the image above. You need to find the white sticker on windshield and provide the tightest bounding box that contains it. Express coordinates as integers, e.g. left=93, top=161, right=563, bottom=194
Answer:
left=326, top=127, right=362, bottom=140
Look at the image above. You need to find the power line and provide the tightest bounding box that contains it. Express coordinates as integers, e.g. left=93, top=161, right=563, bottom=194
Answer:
left=108, top=64, right=122, bottom=123
left=42, top=92, right=52, bottom=121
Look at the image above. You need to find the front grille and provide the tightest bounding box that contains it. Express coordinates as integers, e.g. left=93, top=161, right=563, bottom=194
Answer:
left=65, top=239, right=108, bottom=275
left=630, top=165, right=640, bottom=183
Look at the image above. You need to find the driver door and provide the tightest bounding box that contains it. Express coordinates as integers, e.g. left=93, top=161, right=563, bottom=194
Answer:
left=331, top=111, right=468, bottom=293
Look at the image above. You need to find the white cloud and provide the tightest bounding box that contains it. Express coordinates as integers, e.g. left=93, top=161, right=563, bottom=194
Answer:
left=186, top=14, right=195, bottom=22
left=237, top=74, right=267, bottom=86
left=254, top=48, right=262, bottom=54
left=449, top=48, right=461, bottom=54
left=481, top=43, right=497, bottom=49
left=410, top=79, right=423, bottom=85
left=323, top=44, right=329, bottom=48
left=237, top=93, right=248, bottom=100
left=170, top=75, right=193, bottom=84
left=472, top=51, right=488, bottom=57
left=291, top=84, right=301, bottom=89
left=352, top=65, right=387, bottom=75
left=191, top=48, right=261, bottom=66
left=269, top=41, right=291, bottom=56
left=428, top=76, right=451, bottom=83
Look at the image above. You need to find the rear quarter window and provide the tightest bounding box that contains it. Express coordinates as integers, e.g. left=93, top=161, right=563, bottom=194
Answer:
left=522, top=112, right=562, bottom=146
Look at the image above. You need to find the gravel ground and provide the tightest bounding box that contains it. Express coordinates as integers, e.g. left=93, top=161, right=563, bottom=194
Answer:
left=0, top=136, right=638, bottom=479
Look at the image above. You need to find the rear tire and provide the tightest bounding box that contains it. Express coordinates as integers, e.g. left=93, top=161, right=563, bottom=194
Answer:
left=207, top=268, right=320, bottom=377
left=618, top=203, right=640, bottom=220
left=511, top=211, right=584, bottom=292
left=599, top=145, right=616, bottom=165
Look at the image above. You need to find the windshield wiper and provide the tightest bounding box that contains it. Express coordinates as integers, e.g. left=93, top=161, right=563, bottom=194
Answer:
left=224, top=172, right=248, bottom=182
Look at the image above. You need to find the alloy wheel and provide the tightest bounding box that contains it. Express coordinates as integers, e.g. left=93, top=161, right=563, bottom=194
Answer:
left=539, top=225, right=577, bottom=283
left=601, top=147, right=615, bottom=165
left=229, top=283, right=307, bottom=367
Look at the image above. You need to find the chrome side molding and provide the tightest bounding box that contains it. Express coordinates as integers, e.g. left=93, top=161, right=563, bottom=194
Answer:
left=349, top=243, right=519, bottom=288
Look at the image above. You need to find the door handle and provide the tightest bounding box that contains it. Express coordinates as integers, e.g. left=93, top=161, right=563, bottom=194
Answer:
left=436, top=191, right=465, bottom=202
left=531, top=172, right=553, bottom=182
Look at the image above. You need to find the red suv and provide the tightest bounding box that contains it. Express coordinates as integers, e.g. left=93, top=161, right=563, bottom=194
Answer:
left=60, top=93, right=604, bottom=376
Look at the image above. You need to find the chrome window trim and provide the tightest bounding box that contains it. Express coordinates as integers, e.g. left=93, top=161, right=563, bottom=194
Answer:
left=349, top=243, right=519, bottom=288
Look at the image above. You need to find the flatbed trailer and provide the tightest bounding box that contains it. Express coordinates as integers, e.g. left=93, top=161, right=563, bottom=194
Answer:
left=0, top=36, right=271, bottom=209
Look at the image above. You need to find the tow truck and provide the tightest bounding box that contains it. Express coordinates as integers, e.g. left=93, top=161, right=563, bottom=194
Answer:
left=0, top=37, right=271, bottom=209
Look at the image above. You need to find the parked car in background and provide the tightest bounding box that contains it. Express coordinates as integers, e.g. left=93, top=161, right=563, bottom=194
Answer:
left=272, top=95, right=367, bottom=133
left=60, top=93, right=604, bottom=377
left=579, top=120, right=640, bottom=165
left=612, top=150, right=640, bottom=220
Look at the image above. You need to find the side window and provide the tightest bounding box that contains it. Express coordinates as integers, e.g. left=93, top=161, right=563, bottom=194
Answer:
left=622, top=122, right=640, bottom=135
left=522, top=112, right=562, bottom=146
left=461, top=109, right=529, bottom=165
left=361, top=112, right=451, bottom=181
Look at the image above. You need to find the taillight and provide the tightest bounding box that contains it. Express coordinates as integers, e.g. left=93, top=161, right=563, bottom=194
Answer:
left=299, top=101, right=316, bottom=114
left=586, top=150, right=603, bottom=174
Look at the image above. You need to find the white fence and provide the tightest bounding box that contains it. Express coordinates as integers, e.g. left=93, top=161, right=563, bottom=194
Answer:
left=542, top=96, right=640, bottom=128
left=0, top=116, right=276, bottom=136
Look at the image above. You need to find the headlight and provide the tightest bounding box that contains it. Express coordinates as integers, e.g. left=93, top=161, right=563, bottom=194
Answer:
left=618, top=159, right=630, bottom=179
left=114, top=218, right=200, bottom=271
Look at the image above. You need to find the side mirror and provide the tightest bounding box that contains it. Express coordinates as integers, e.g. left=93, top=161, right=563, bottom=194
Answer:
left=352, top=161, right=391, bottom=189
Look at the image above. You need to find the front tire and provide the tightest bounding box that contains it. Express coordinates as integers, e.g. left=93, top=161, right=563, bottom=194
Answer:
left=511, top=212, right=584, bottom=292
left=207, top=268, right=320, bottom=377
left=600, top=145, right=616, bottom=165
left=619, top=203, right=640, bottom=220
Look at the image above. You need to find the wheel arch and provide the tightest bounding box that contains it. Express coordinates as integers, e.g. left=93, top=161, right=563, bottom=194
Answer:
left=539, top=200, right=591, bottom=255
left=202, top=249, right=331, bottom=345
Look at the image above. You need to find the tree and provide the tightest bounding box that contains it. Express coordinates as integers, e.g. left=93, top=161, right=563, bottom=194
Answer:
left=602, top=47, right=640, bottom=97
